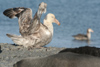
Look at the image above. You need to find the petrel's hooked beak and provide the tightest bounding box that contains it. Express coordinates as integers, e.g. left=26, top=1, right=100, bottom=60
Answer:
left=54, top=18, right=60, bottom=25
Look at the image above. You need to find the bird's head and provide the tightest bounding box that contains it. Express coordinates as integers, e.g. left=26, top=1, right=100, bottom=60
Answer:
left=45, top=13, right=60, bottom=25
left=87, top=28, right=94, bottom=33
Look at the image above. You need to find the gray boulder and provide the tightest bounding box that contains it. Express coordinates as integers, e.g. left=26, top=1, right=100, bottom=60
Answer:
left=13, top=52, right=100, bottom=67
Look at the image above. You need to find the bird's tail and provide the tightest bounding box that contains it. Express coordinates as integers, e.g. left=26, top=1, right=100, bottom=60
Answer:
left=3, top=7, right=25, bottom=18
left=7, top=34, right=15, bottom=37
left=6, top=34, right=24, bottom=46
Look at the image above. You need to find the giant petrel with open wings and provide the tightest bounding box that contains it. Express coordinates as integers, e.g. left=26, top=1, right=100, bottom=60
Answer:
left=3, top=2, right=60, bottom=48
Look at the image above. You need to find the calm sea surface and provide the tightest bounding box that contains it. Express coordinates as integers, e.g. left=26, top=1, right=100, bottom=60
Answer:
left=0, top=0, right=100, bottom=48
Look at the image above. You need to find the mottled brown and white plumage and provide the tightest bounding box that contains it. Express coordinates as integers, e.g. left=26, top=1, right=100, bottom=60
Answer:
left=3, top=2, right=60, bottom=48
left=3, top=2, right=47, bottom=36
left=73, top=28, right=94, bottom=40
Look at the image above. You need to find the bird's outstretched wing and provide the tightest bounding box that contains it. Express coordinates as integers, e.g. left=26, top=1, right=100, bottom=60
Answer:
left=3, top=2, right=47, bottom=36
left=28, top=2, right=47, bottom=35
left=3, top=7, right=33, bottom=36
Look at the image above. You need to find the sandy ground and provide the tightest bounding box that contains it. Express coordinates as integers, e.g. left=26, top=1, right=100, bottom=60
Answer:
left=0, top=43, right=65, bottom=67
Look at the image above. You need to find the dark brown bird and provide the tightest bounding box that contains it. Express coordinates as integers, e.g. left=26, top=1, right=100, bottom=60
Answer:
left=73, top=28, right=94, bottom=40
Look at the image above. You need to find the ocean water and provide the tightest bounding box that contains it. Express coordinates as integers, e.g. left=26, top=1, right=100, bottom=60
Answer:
left=0, top=0, right=100, bottom=48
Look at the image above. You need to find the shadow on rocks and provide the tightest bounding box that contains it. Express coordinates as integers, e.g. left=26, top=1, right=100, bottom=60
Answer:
left=59, top=46, right=100, bottom=57
left=11, top=44, right=19, bottom=46
left=0, top=45, right=2, bottom=53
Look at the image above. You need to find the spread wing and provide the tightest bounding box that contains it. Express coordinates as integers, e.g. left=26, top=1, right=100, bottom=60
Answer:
left=3, top=7, right=33, bottom=36
left=28, top=2, right=47, bottom=35
left=18, top=8, right=33, bottom=36
left=3, top=2, right=47, bottom=36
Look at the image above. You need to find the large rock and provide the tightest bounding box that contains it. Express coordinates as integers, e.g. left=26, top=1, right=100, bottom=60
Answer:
left=13, top=52, right=100, bottom=67
left=1, top=43, right=100, bottom=67
left=0, top=43, right=64, bottom=67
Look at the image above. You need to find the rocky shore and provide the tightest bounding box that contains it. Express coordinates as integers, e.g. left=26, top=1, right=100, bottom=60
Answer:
left=0, top=43, right=65, bottom=67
